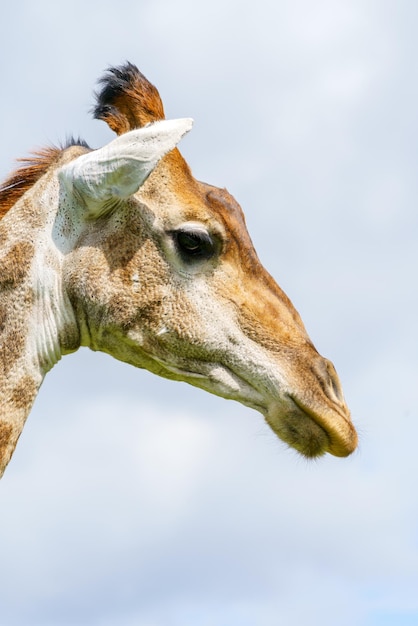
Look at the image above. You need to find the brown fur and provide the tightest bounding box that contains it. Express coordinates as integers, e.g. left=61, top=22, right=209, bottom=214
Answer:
left=94, top=62, right=165, bottom=134
left=0, top=241, right=35, bottom=288
left=10, top=375, right=38, bottom=409
left=0, top=329, right=26, bottom=376
left=0, top=422, right=13, bottom=460
left=0, top=305, right=8, bottom=333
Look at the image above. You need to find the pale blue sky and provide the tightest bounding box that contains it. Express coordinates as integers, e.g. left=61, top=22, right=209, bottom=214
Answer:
left=0, top=1, right=417, bottom=625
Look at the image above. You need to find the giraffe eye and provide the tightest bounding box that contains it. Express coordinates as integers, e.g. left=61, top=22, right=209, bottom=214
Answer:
left=174, top=229, right=215, bottom=262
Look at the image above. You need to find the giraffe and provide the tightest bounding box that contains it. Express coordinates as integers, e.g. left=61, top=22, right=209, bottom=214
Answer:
left=0, top=62, right=357, bottom=478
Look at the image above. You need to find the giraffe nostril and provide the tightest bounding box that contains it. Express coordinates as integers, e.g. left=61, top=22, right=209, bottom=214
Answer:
left=326, top=360, right=345, bottom=404
left=316, top=358, right=346, bottom=405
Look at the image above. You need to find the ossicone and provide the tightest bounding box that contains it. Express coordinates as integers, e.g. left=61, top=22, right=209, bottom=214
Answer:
left=93, top=62, right=166, bottom=135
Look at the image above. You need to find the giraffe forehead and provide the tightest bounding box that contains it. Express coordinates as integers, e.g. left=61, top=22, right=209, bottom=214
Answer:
left=140, top=174, right=252, bottom=251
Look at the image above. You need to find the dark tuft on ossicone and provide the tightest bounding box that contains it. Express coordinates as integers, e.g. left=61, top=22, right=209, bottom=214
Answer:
left=92, top=62, right=165, bottom=134
left=92, top=62, right=142, bottom=118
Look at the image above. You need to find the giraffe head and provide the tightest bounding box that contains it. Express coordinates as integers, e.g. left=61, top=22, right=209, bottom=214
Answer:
left=0, top=63, right=357, bottom=477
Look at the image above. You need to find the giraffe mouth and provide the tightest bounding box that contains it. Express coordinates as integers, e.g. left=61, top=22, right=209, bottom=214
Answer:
left=149, top=355, right=357, bottom=458
left=295, top=397, right=357, bottom=457
left=150, top=356, right=267, bottom=412
left=266, top=395, right=358, bottom=458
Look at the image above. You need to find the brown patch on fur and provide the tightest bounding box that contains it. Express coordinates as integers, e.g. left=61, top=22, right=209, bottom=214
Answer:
left=94, top=63, right=165, bottom=134
left=103, top=230, right=139, bottom=271
left=0, top=305, right=8, bottom=334
left=0, top=421, right=13, bottom=458
left=0, top=221, right=8, bottom=246
left=0, top=329, right=26, bottom=376
left=0, top=241, right=34, bottom=288
left=10, top=375, right=38, bottom=410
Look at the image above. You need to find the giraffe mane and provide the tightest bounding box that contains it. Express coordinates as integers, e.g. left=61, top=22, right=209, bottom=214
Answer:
left=0, top=138, right=89, bottom=220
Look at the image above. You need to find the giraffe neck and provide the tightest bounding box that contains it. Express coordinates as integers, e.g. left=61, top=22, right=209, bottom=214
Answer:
left=0, top=172, right=80, bottom=476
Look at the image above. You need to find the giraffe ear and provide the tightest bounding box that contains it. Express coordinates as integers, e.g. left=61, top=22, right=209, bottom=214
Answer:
left=59, top=118, right=193, bottom=215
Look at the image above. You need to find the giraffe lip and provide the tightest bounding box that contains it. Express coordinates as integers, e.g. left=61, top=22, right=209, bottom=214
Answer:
left=288, top=395, right=357, bottom=458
